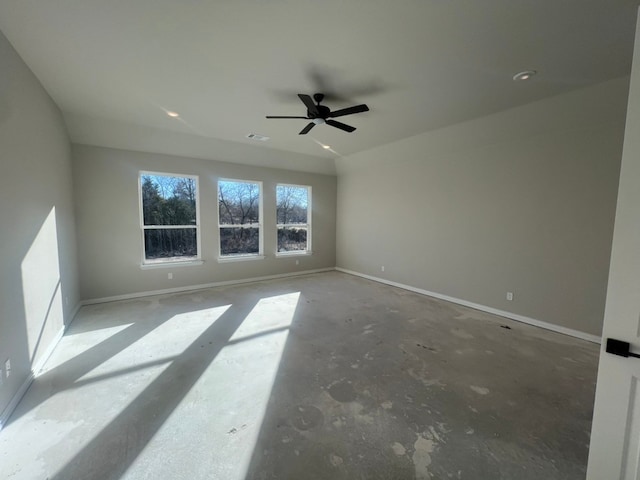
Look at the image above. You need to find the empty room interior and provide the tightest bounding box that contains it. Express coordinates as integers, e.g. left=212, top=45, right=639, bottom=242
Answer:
left=2, top=1, right=640, bottom=479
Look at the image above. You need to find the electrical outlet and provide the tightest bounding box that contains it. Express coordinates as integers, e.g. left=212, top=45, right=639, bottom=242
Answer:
left=5, top=359, right=10, bottom=378
left=506, top=292, right=514, bottom=301
left=168, top=273, right=173, bottom=280
left=381, top=266, right=385, bottom=272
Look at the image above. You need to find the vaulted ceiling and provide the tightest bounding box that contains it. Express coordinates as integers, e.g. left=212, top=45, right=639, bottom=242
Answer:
left=0, top=0, right=638, bottom=173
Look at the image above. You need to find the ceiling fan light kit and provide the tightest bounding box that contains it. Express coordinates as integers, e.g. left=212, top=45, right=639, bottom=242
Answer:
left=266, top=93, right=369, bottom=135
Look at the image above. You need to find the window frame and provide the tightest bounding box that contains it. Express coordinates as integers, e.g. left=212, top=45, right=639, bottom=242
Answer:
left=217, top=178, right=264, bottom=262
left=138, top=170, right=202, bottom=268
left=276, top=183, right=312, bottom=256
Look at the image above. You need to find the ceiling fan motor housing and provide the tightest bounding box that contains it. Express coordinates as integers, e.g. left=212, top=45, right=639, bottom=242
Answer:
left=265, top=92, right=369, bottom=135
left=310, top=105, right=331, bottom=119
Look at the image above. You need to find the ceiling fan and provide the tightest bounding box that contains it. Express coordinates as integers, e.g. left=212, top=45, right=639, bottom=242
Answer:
left=266, top=93, right=369, bottom=135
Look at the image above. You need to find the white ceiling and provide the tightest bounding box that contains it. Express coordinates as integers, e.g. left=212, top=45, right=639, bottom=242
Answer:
left=0, top=0, right=638, bottom=173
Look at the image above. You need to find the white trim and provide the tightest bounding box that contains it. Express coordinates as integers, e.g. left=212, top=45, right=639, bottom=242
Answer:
left=140, top=260, right=204, bottom=270
left=276, top=251, right=313, bottom=258
left=217, top=255, right=265, bottom=263
left=81, top=267, right=335, bottom=305
left=0, top=300, right=83, bottom=431
left=0, top=315, right=70, bottom=431
left=217, top=178, right=264, bottom=257
left=0, top=371, right=34, bottom=431
left=335, top=267, right=602, bottom=344
left=276, top=183, right=312, bottom=254
left=139, top=171, right=202, bottom=264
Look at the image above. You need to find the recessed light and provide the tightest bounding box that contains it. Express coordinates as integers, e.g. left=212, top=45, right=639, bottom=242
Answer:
left=323, top=145, right=331, bottom=150
left=166, top=111, right=180, bottom=117
left=513, top=70, right=537, bottom=81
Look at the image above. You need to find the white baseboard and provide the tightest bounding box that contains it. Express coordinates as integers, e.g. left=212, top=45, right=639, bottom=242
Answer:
left=0, top=324, right=65, bottom=431
left=2, top=268, right=332, bottom=429
left=336, top=267, right=602, bottom=344
left=0, top=371, right=34, bottom=431
left=2, top=266, right=598, bottom=432
left=4, top=267, right=333, bottom=429
left=0, top=300, right=84, bottom=431
left=82, top=267, right=336, bottom=306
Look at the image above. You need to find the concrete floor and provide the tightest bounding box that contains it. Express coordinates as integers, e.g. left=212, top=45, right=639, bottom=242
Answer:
left=0, top=272, right=599, bottom=480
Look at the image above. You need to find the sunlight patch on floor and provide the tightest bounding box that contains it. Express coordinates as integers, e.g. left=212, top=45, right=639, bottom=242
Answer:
left=121, top=292, right=301, bottom=480
left=75, top=305, right=232, bottom=385
left=0, top=305, right=233, bottom=480
left=37, top=323, right=136, bottom=375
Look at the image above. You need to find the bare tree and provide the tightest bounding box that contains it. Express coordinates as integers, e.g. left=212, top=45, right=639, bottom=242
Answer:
left=218, top=180, right=261, bottom=255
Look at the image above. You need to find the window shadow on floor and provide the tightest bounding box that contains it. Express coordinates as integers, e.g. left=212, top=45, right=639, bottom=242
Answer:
left=3, top=273, right=599, bottom=480
left=7, top=297, right=196, bottom=425
left=48, top=297, right=258, bottom=480
left=239, top=273, right=599, bottom=480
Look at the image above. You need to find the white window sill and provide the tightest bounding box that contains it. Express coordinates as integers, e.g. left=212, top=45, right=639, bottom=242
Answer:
left=140, top=260, right=204, bottom=270
left=276, top=251, right=313, bottom=258
left=217, top=255, right=265, bottom=264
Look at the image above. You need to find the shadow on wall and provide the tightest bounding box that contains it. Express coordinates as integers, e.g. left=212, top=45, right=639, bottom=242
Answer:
left=1, top=206, right=67, bottom=425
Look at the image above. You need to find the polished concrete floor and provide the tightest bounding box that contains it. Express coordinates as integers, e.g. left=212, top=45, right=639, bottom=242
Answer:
left=0, top=272, right=599, bottom=480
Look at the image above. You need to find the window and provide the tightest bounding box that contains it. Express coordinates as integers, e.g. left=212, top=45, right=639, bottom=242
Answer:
left=277, top=184, right=311, bottom=254
left=218, top=179, right=263, bottom=258
left=139, top=172, right=200, bottom=265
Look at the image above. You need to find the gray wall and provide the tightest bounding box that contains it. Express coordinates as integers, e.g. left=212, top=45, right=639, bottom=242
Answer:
left=0, top=31, right=79, bottom=418
left=72, top=145, right=337, bottom=300
left=336, top=78, right=628, bottom=337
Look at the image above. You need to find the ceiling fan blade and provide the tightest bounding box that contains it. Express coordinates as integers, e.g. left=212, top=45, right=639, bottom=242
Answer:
left=266, top=116, right=309, bottom=119
left=298, top=94, right=319, bottom=117
left=329, top=104, right=369, bottom=118
left=299, top=122, right=316, bottom=135
left=326, top=119, right=356, bottom=133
